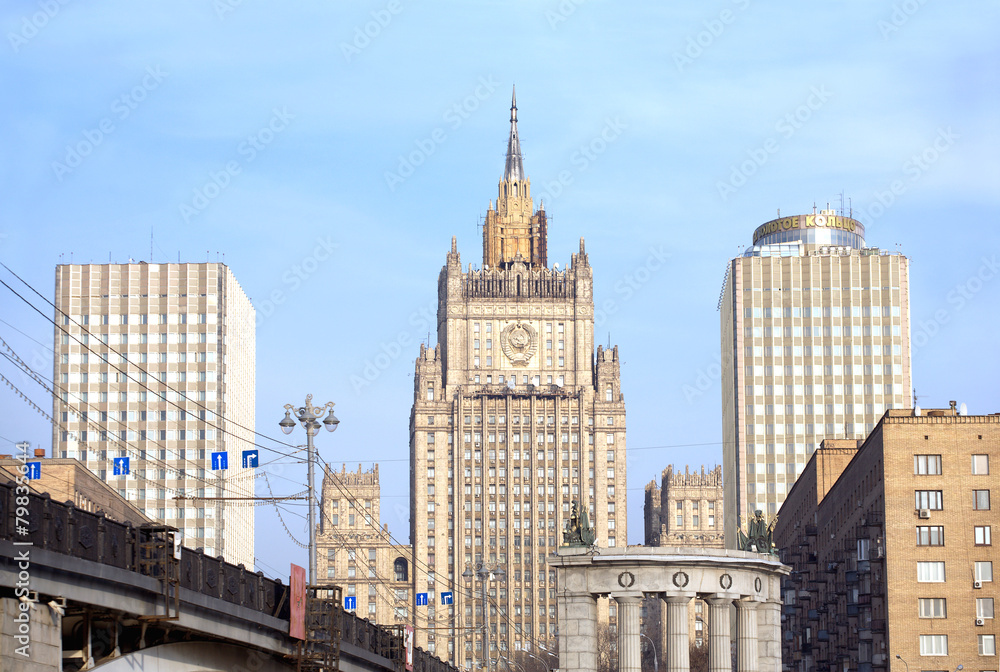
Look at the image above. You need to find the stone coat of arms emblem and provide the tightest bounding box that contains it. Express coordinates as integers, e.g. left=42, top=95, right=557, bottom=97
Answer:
left=500, top=321, right=537, bottom=366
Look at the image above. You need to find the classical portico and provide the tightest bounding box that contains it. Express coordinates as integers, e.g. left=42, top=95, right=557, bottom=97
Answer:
left=551, top=546, right=788, bottom=672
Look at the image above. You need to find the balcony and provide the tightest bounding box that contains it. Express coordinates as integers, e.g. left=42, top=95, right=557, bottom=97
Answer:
left=871, top=619, right=886, bottom=633
left=805, top=524, right=818, bottom=537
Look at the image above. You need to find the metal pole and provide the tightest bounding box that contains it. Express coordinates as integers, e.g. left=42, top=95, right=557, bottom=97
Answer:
left=307, top=425, right=316, bottom=586
left=640, top=632, right=658, bottom=672
left=482, top=573, right=491, bottom=672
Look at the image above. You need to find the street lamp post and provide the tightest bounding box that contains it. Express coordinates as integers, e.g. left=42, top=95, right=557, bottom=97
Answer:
left=896, top=655, right=909, bottom=672
left=463, top=562, right=506, bottom=672
left=525, top=652, right=550, bottom=672
left=639, top=633, right=658, bottom=672
left=279, top=394, right=339, bottom=585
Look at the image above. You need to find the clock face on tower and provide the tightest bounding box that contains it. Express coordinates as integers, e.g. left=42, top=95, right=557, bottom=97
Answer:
left=500, top=321, right=537, bottom=366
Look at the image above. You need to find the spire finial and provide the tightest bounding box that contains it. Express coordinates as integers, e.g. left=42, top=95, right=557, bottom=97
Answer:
left=504, top=85, right=524, bottom=182
left=451, top=236, right=457, bottom=254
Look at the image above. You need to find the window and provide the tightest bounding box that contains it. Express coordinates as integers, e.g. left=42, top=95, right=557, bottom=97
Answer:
left=918, top=598, right=947, bottom=618
left=915, top=491, right=944, bottom=510
left=919, top=634, right=948, bottom=656
left=976, top=561, right=994, bottom=582
left=973, top=454, right=990, bottom=474
left=917, top=562, right=946, bottom=582
left=915, top=455, right=943, bottom=475
left=980, top=635, right=996, bottom=656
left=917, top=526, right=945, bottom=546
left=975, top=526, right=992, bottom=545
left=974, top=490, right=991, bottom=510
left=977, top=598, right=995, bottom=619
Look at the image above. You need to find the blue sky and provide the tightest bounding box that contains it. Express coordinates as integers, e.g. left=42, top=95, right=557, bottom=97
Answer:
left=1, top=1, right=998, bottom=576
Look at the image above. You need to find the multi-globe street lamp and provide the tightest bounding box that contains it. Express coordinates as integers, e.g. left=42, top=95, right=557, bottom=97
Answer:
left=279, top=394, right=339, bottom=585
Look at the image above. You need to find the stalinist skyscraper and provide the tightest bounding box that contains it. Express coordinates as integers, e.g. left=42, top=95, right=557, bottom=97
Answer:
left=409, top=91, right=627, bottom=667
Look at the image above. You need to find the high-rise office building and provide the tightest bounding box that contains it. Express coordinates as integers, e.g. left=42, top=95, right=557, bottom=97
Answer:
left=409, top=92, right=627, bottom=666
left=775, top=404, right=999, bottom=670
left=318, top=464, right=413, bottom=627
left=52, top=262, right=256, bottom=567
left=720, top=211, right=911, bottom=543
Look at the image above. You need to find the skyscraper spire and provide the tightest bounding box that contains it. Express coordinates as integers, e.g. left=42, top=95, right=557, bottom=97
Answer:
left=503, top=86, right=524, bottom=182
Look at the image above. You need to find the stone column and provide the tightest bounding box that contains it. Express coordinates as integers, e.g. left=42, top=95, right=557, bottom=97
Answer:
left=616, top=596, right=643, bottom=672
left=558, top=594, right=599, bottom=672
left=664, top=595, right=692, bottom=672
left=757, top=600, right=782, bottom=672
left=735, top=600, right=759, bottom=672
left=706, top=598, right=733, bottom=672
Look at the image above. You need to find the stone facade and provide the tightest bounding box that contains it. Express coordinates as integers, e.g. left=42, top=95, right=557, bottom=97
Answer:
left=409, top=92, right=628, bottom=666
left=643, top=465, right=724, bottom=652
left=720, top=212, right=911, bottom=545
left=552, top=545, right=788, bottom=672
left=51, top=262, right=256, bottom=567
left=317, top=464, right=412, bottom=628
left=0, top=457, right=150, bottom=526
left=775, top=405, right=1000, bottom=671
left=1, top=597, right=62, bottom=672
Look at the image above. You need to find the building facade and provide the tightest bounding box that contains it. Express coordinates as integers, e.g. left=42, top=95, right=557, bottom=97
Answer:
left=318, top=464, right=413, bottom=626
left=642, top=465, right=724, bottom=651
left=720, top=211, right=911, bottom=543
left=775, top=405, right=999, bottom=671
left=52, top=262, right=256, bottom=567
left=409, top=92, right=628, bottom=666
left=0, top=453, right=151, bottom=526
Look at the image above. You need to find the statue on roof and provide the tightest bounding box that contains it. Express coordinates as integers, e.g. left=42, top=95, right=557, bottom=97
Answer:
left=738, top=510, right=779, bottom=555
left=563, top=500, right=596, bottom=548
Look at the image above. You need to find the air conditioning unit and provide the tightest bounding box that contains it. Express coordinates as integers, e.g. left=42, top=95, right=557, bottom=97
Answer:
left=918, top=509, right=931, bottom=519
left=976, top=618, right=986, bottom=626
left=974, top=581, right=983, bottom=589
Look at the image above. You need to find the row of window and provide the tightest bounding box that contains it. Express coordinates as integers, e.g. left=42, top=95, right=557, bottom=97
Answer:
left=916, top=489, right=991, bottom=510
left=471, top=322, right=565, bottom=334
left=744, top=306, right=901, bottom=319
left=58, top=389, right=211, bottom=404
left=61, top=312, right=212, bottom=325
left=61, top=429, right=215, bottom=442
left=61, top=371, right=212, bottom=384
left=745, top=365, right=900, bottom=381
left=918, top=597, right=994, bottom=619
left=60, top=332, right=214, bottom=346
left=916, top=525, right=992, bottom=546
left=747, top=344, right=901, bottom=358
left=917, top=561, right=993, bottom=582
left=919, top=634, right=995, bottom=656
left=915, top=454, right=991, bottom=475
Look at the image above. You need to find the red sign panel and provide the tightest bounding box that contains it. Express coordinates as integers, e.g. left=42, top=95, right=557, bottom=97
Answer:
left=404, top=625, right=415, bottom=671
left=290, top=563, right=306, bottom=640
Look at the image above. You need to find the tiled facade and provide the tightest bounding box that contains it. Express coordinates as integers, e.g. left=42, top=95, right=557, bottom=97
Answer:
left=720, top=211, right=912, bottom=544
left=318, top=464, right=413, bottom=627
left=775, top=405, right=999, bottom=671
left=51, top=263, right=256, bottom=567
left=408, top=94, right=627, bottom=666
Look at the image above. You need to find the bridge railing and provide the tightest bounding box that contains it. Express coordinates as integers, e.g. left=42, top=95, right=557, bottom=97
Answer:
left=0, top=479, right=461, bottom=672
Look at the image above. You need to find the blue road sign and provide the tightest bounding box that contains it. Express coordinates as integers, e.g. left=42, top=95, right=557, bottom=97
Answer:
left=345, top=596, right=357, bottom=611
left=25, top=462, right=41, bottom=480
left=212, top=451, right=228, bottom=470
left=242, top=450, right=259, bottom=468
left=440, top=591, right=453, bottom=605
left=416, top=592, right=428, bottom=606
left=113, top=456, right=130, bottom=475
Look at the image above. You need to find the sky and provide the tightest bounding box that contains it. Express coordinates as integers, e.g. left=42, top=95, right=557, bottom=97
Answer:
left=1, top=0, right=998, bottom=577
